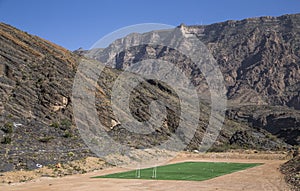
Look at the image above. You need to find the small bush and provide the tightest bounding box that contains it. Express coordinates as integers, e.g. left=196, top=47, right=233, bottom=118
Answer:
left=1, top=136, right=12, bottom=144
left=60, top=119, right=72, bottom=130
left=67, top=152, right=75, bottom=157
left=266, top=133, right=277, bottom=141
left=63, top=130, right=73, bottom=138
left=38, top=136, right=54, bottom=143
left=50, top=122, right=59, bottom=128
left=1, top=122, right=13, bottom=134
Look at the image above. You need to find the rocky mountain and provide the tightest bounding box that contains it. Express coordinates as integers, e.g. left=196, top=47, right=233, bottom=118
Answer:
left=85, top=13, right=300, bottom=146
left=0, top=23, right=95, bottom=172
left=202, top=14, right=300, bottom=108
left=0, top=13, right=299, bottom=173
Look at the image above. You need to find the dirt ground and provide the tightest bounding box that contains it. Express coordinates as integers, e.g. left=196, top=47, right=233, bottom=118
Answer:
left=0, top=152, right=291, bottom=191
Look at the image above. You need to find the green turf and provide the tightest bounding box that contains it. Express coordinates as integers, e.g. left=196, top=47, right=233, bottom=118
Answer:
left=92, top=162, right=262, bottom=181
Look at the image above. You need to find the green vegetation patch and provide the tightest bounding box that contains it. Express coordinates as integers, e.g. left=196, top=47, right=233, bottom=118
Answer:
left=93, top=161, right=262, bottom=181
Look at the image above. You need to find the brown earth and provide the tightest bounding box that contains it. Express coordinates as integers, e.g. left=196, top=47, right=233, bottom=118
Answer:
left=0, top=152, right=291, bottom=191
left=0, top=157, right=108, bottom=184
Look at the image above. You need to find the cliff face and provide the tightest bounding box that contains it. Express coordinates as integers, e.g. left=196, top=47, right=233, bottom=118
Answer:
left=88, top=14, right=300, bottom=109
left=86, top=14, right=300, bottom=145
left=200, top=14, right=300, bottom=145
left=200, top=14, right=300, bottom=108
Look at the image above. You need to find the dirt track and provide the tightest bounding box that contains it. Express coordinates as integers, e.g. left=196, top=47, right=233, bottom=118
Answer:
left=0, top=153, right=291, bottom=191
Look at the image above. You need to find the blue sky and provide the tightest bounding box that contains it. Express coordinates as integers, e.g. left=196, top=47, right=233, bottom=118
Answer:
left=0, top=0, right=299, bottom=50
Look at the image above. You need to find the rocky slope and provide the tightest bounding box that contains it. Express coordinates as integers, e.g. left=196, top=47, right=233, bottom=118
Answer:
left=0, top=13, right=299, bottom=173
left=0, top=23, right=95, bottom=172
left=85, top=13, right=300, bottom=146
left=281, top=155, right=300, bottom=190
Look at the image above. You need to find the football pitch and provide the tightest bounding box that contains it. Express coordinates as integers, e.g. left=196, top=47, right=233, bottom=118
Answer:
left=93, top=162, right=262, bottom=181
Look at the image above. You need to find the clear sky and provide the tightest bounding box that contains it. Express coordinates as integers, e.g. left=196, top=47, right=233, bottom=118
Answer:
left=0, top=0, right=299, bottom=50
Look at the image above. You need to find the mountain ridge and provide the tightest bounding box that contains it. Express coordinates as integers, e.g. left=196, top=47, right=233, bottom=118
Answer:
left=84, top=13, right=300, bottom=109
left=0, top=13, right=299, bottom=175
left=82, top=13, right=300, bottom=146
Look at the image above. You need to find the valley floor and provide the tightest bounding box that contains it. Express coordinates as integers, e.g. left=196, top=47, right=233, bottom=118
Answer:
left=0, top=152, right=291, bottom=191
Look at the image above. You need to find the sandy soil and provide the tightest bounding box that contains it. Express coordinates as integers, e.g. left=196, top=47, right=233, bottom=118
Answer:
left=0, top=152, right=291, bottom=191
